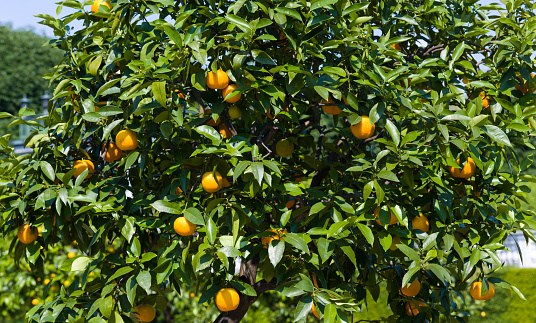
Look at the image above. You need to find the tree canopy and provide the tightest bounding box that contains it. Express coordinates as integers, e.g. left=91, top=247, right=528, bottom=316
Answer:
left=2, top=0, right=536, bottom=322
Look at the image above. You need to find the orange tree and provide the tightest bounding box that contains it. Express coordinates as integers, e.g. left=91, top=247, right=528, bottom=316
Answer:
left=3, top=0, right=536, bottom=322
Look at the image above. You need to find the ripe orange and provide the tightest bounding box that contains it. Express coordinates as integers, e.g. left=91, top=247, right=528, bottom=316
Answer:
left=222, top=177, right=231, bottom=188
left=18, top=224, right=38, bottom=244
left=174, top=217, right=197, bottom=236
left=31, top=298, right=39, bottom=306
left=222, top=84, right=241, bottom=103
left=219, top=124, right=232, bottom=139
left=261, top=228, right=288, bottom=247
left=228, top=105, right=241, bottom=119
left=374, top=204, right=398, bottom=226
left=44, top=278, right=50, bottom=285
left=285, top=198, right=296, bottom=209
left=115, top=129, right=139, bottom=151
left=390, top=43, right=401, bottom=50
left=190, top=292, right=195, bottom=298
left=201, top=171, right=223, bottom=193
left=215, top=288, right=240, bottom=312
left=470, top=281, right=495, bottom=301
left=400, top=279, right=421, bottom=297
left=102, top=142, right=122, bottom=162
left=412, top=213, right=429, bottom=232
left=389, top=235, right=401, bottom=251
left=276, top=139, right=294, bottom=158
left=482, top=98, right=490, bottom=108
left=206, top=69, right=229, bottom=90
left=449, top=157, right=476, bottom=179
left=321, top=96, right=342, bottom=115
left=204, top=109, right=221, bottom=126
left=312, top=303, right=320, bottom=318
left=91, top=0, right=111, bottom=13
left=135, top=304, right=156, bottom=322
left=405, top=300, right=426, bottom=315
left=67, top=252, right=76, bottom=258
left=350, top=116, right=375, bottom=139
left=173, top=89, right=186, bottom=99
left=73, top=160, right=95, bottom=179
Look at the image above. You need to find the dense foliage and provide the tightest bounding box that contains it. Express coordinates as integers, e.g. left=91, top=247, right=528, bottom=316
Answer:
left=2, top=0, right=536, bottom=322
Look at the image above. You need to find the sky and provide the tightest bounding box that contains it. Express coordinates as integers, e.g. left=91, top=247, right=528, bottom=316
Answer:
left=0, top=0, right=500, bottom=37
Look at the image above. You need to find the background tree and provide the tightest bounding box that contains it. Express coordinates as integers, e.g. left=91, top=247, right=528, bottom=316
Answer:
left=3, top=0, right=536, bottom=322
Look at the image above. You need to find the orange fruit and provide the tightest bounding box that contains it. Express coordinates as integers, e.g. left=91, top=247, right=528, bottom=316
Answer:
left=400, top=279, right=421, bottom=297
left=73, top=160, right=95, bottom=179
left=228, top=105, right=241, bottom=119
left=50, top=273, right=56, bottom=278
left=219, top=124, right=232, bottom=139
left=482, top=98, right=490, bottom=108
left=412, top=213, right=429, bottom=232
left=261, top=228, right=288, bottom=247
left=470, top=281, right=495, bottom=301
left=312, top=303, right=320, bottom=318
left=449, top=157, right=476, bottom=179
left=190, top=292, right=195, bottom=298
left=31, top=299, right=39, bottom=306
left=515, top=73, right=534, bottom=94
left=374, top=204, right=398, bottom=226
left=91, top=0, right=111, bottom=13
left=201, top=171, right=223, bottom=193
left=206, top=69, right=229, bottom=90
left=18, top=224, right=38, bottom=244
left=135, top=304, right=156, bottom=322
left=321, top=96, right=342, bottom=115
left=67, top=252, right=76, bottom=258
left=285, top=198, right=296, bottom=209
left=389, top=235, right=401, bottom=251
left=215, top=288, right=240, bottom=312
left=350, top=116, right=375, bottom=139
left=222, top=177, right=231, bottom=188
left=102, top=142, right=122, bottom=163
left=405, top=300, right=426, bottom=315
left=276, top=139, right=294, bottom=158
left=390, top=43, right=401, bottom=50
left=222, top=84, right=241, bottom=103
left=173, top=89, right=186, bottom=99
left=115, top=129, right=139, bottom=151
left=44, top=278, right=50, bottom=285
left=174, top=217, right=197, bottom=236
left=204, top=109, right=221, bottom=126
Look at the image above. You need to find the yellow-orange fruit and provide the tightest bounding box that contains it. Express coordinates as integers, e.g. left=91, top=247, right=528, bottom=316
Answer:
left=412, top=213, right=429, bottom=232
left=174, top=217, right=197, bottom=236
left=222, top=84, right=241, bottom=103
left=374, top=204, right=398, bottom=226
left=201, top=171, right=223, bottom=193
left=400, top=279, right=421, bottom=297
left=350, top=116, right=375, bottom=139
left=261, top=228, right=288, bottom=247
left=215, top=288, right=240, bottom=312
left=135, top=304, right=156, bottom=322
left=321, top=97, right=342, bottom=115
left=73, top=160, right=95, bottom=179
left=405, top=301, right=426, bottom=315
left=276, top=139, right=294, bottom=158
left=102, top=142, right=122, bottom=162
left=206, top=70, right=229, bottom=90
left=18, top=224, right=38, bottom=244
left=449, top=157, right=476, bottom=179
left=470, top=282, right=495, bottom=301
left=219, top=124, right=232, bottom=139
left=115, top=129, right=139, bottom=151
left=91, top=0, right=111, bottom=13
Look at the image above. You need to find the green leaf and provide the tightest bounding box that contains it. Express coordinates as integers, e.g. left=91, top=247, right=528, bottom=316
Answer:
left=102, top=119, right=124, bottom=141
left=274, top=7, right=302, bottom=22
left=356, top=223, right=374, bottom=245
left=284, top=233, right=310, bottom=254
left=71, top=256, right=91, bottom=271
left=184, top=207, right=204, bottom=226
left=317, top=237, right=334, bottom=264
left=342, top=2, right=370, bottom=16
left=323, top=303, right=337, bottom=323
left=449, top=42, right=465, bottom=70
left=40, top=161, right=55, bottom=181
left=195, top=125, right=221, bottom=145
left=151, top=200, right=182, bottom=214
left=484, top=125, right=512, bottom=147
left=294, top=296, right=313, bottom=321
left=152, top=81, right=167, bottom=108
left=251, top=50, right=276, bottom=65
left=124, top=151, right=139, bottom=170
left=385, top=119, right=400, bottom=146
left=163, top=24, right=183, bottom=47
left=226, top=14, right=251, bottom=32
left=311, top=0, right=338, bottom=11
left=136, top=270, right=152, bottom=294
left=377, top=170, right=399, bottom=182
left=207, top=217, right=217, bottom=245
left=231, top=281, right=257, bottom=296
left=251, top=162, right=264, bottom=185
left=106, top=267, right=134, bottom=284
left=397, top=244, right=421, bottom=262
left=268, top=240, right=285, bottom=267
